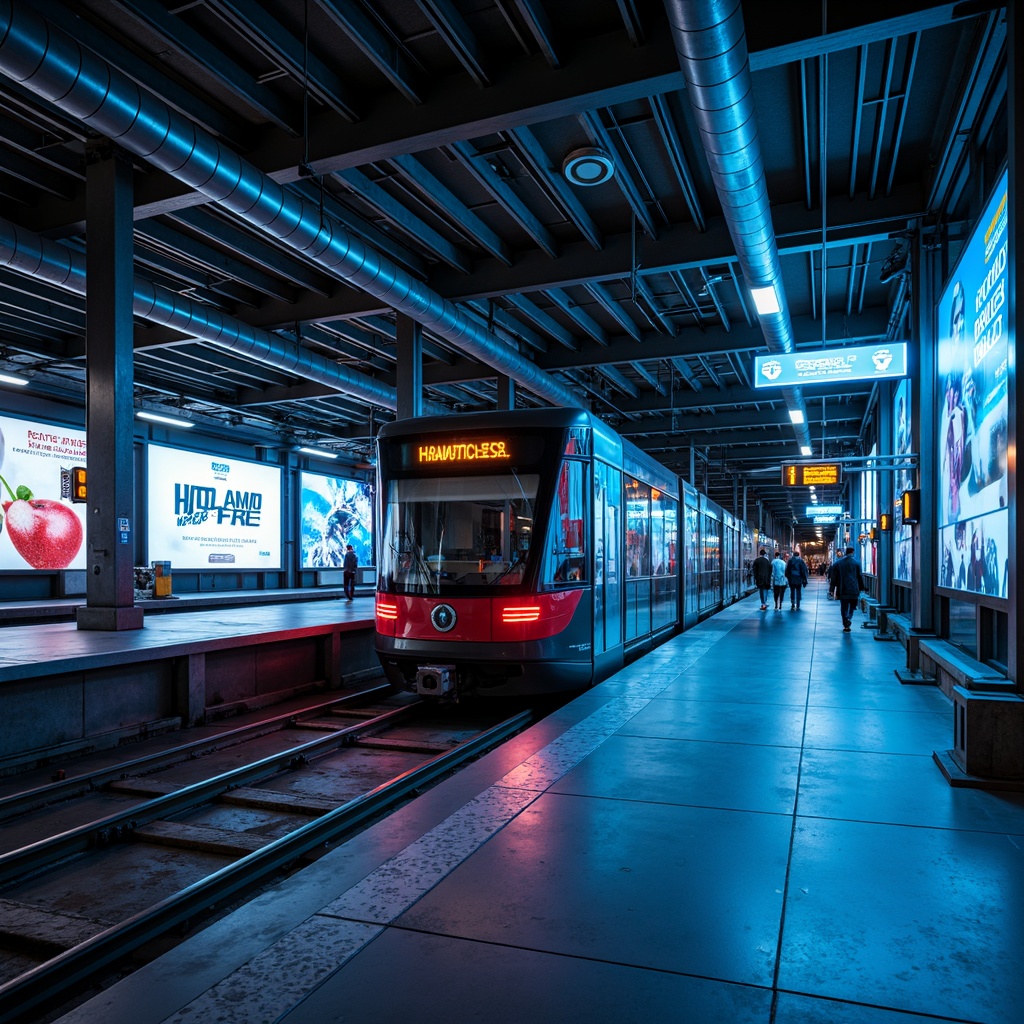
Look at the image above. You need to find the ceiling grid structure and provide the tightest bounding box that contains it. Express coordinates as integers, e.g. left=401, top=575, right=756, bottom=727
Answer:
left=0, top=0, right=1005, bottom=532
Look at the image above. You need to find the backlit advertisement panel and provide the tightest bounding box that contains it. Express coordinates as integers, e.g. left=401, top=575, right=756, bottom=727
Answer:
left=936, top=168, right=1008, bottom=597
left=300, top=472, right=373, bottom=569
left=893, top=379, right=913, bottom=583
left=0, top=414, right=87, bottom=570
left=147, top=445, right=282, bottom=569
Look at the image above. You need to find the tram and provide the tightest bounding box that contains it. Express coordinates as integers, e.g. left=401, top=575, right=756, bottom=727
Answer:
left=373, top=408, right=750, bottom=699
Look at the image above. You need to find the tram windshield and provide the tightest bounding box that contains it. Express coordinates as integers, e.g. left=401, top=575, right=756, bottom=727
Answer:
left=380, top=472, right=539, bottom=593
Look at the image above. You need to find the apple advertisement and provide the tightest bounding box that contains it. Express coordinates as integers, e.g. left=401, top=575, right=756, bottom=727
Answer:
left=936, top=168, right=1008, bottom=598
left=147, top=445, right=282, bottom=569
left=893, top=379, right=913, bottom=584
left=300, top=471, right=373, bottom=569
left=0, top=414, right=87, bottom=570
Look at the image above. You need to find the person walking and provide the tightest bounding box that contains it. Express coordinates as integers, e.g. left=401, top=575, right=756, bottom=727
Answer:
left=828, top=545, right=865, bottom=632
left=752, top=547, right=772, bottom=610
left=342, top=544, right=358, bottom=601
left=786, top=547, right=810, bottom=609
left=770, top=550, right=788, bottom=610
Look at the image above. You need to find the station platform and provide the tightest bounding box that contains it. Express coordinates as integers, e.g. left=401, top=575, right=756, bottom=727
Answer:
left=48, top=580, right=1024, bottom=1024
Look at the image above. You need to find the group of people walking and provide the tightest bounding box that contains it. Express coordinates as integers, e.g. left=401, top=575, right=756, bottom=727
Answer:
left=752, top=547, right=809, bottom=610
left=751, top=544, right=865, bottom=631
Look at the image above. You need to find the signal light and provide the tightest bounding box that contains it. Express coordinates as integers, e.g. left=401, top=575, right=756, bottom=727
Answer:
left=375, top=598, right=398, bottom=621
left=901, top=489, right=920, bottom=525
left=879, top=512, right=891, bottom=532
left=71, top=466, right=87, bottom=503
left=501, top=605, right=542, bottom=624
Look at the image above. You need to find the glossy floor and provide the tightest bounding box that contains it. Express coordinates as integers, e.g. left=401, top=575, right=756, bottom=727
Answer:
left=55, top=580, right=1024, bottom=1024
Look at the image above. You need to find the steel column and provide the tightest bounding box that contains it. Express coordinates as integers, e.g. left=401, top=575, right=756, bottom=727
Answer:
left=76, top=148, right=143, bottom=632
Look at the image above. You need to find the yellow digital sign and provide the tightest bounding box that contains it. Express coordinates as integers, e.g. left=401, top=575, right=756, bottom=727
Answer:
left=781, top=463, right=843, bottom=486
left=417, top=440, right=512, bottom=464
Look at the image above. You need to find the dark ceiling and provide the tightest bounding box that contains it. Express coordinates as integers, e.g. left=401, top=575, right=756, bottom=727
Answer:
left=0, top=0, right=1007, bottom=538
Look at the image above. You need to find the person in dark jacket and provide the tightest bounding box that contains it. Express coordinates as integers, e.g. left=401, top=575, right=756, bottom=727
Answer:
left=828, top=546, right=865, bottom=632
left=342, top=544, right=358, bottom=600
left=751, top=548, right=772, bottom=610
left=786, top=548, right=810, bottom=609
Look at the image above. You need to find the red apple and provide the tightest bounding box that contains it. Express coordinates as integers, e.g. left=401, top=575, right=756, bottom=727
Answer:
left=2, top=498, right=84, bottom=568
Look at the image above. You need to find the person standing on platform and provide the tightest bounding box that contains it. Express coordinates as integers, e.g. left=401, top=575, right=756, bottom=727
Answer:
left=771, top=550, right=788, bottom=610
left=752, top=548, right=772, bottom=610
left=786, top=547, right=810, bottom=609
left=342, top=544, right=358, bottom=601
left=828, top=545, right=865, bottom=632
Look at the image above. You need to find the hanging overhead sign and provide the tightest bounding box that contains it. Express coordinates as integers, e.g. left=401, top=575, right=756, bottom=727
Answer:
left=781, top=463, right=843, bottom=486
left=805, top=504, right=843, bottom=517
left=754, top=343, right=908, bottom=388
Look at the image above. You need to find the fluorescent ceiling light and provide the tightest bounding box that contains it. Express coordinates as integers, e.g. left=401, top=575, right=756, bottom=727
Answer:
left=297, top=446, right=338, bottom=459
left=788, top=408, right=805, bottom=424
left=136, top=410, right=194, bottom=428
left=750, top=285, right=781, bottom=315
left=800, top=445, right=813, bottom=456
left=0, top=371, right=29, bottom=386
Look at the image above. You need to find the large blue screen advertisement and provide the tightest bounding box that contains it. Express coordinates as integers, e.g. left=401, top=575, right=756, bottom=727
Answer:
left=300, top=472, right=373, bottom=569
left=936, top=168, right=1008, bottom=597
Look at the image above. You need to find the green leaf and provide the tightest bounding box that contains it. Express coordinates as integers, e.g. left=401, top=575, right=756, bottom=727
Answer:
left=15, top=484, right=33, bottom=501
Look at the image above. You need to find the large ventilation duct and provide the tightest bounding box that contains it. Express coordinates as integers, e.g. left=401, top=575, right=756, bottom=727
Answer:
left=0, top=216, right=449, bottom=416
left=0, top=2, right=581, bottom=412
left=663, top=0, right=812, bottom=451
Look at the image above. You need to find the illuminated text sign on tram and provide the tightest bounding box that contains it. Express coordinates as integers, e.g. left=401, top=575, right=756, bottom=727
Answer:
left=417, top=439, right=512, bottom=463
left=781, top=463, right=843, bottom=486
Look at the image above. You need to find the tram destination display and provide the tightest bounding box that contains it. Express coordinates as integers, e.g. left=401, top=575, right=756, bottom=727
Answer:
left=147, top=444, right=282, bottom=569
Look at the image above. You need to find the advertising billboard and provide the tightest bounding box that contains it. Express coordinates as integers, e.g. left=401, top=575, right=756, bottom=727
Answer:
left=936, top=168, right=1008, bottom=597
left=300, top=472, right=373, bottom=569
left=893, top=378, right=913, bottom=583
left=0, top=414, right=87, bottom=570
left=754, top=342, right=907, bottom=388
left=147, top=445, right=282, bottom=569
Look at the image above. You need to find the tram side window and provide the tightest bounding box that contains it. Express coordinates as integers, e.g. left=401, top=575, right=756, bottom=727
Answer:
left=546, top=459, right=587, bottom=584
left=625, top=477, right=651, bottom=577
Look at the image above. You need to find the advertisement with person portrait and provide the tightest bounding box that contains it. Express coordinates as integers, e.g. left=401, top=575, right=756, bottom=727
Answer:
left=893, top=379, right=913, bottom=583
left=935, top=168, right=1008, bottom=598
left=0, top=414, right=87, bottom=570
left=147, top=444, right=282, bottom=569
left=300, top=472, right=373, bottom=569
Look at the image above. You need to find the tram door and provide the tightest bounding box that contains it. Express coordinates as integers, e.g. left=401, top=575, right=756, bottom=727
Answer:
left=593, top=460, right=622, bottom=675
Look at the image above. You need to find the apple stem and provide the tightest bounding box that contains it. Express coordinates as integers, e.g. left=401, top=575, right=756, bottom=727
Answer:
left=0, top=471, right=16, bottom=503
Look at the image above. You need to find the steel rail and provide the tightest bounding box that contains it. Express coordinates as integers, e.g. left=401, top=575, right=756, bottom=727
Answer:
left=0, top=700, right=422, bottom=886
left=0, top=709, right=532, bottom=1024
left=0, top=683, right=394, bottom=823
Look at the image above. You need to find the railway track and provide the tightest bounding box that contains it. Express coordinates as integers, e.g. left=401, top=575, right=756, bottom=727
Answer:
left=0, top=690, right=532, bottom=1024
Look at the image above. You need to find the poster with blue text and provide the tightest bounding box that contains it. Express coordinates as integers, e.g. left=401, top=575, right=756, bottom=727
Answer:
left=935, top=168, right=1008, bottom=597
left=893, top=379, right=913, bottom=583
left=147, top=445, right=282, bottom=569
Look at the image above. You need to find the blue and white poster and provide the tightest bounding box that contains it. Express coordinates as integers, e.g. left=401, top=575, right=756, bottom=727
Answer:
left=147, top=445, right=282, bottom=569
left=936, top=168, right=1008, bottom=597
left=893, top=379, right=913, bottom=584
left=300, top=472, right=373, bottom=569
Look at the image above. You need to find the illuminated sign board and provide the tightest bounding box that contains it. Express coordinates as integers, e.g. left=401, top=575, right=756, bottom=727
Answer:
left=781, top=463, right=843, bottom=486
left=0, top=414, right=88, bottom=570
left=936, top=168, right=1008, bottom=597
left=754, top=343, right=908, bottom=388
left=147, top=444, right=282, bottom=569
left=299, top=471, right=373, bottom=569
left=811, top=514, right=840, bottom=524
left=417, top=440, right=511, bottom=463
left=805, top=504, right=843, bottom=517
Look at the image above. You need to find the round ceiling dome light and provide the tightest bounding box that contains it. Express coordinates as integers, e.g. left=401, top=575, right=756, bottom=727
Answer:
left=562, top=147, right=615, bottom=186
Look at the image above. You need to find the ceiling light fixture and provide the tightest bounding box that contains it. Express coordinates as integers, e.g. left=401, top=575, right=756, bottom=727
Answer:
left=788, top=408, right=805, bottom=424
left=562, top=147, right=615, bottom=186
left=800, top=444, right=813, bottom=456
left=136, top=410, right=194, bottom=428
left=750, top=285, right=781, bottom=315
left=0, top=371, right=29, bottom=387
left=297, top=446, right=338, bottom=459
